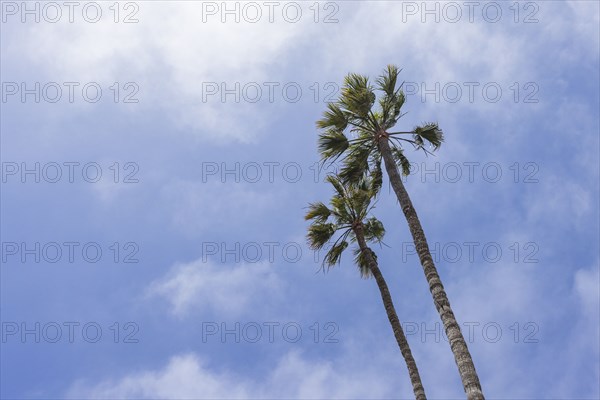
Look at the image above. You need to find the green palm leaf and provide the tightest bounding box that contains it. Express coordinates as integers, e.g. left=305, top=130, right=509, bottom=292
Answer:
left=339, top=143, right=372, bottom=185
left=340, top=74, right=376, bottom=119
left=318, top=129, right=349, bottom=161
left=325, top=240, right=349, bottom=267
left=317, top=103, right=348, bottom=131
left=307, top=223, right=336, bottom=250
left=364, top=217, right=385, bottom=243
left=392, top=91, right=406, bottom=120
left=352, top=247, right=374, bottom=278
left=305, top=202, right=331, bottom=223
left=392, top=147, right=412, bottom=176
left=414, top=123, right=443, bottom=150
left=376, top=65, right=399, bottom=97
left=325, top=174, right=347, bottom=198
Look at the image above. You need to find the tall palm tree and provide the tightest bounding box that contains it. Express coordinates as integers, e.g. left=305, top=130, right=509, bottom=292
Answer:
left=316, top=65, right=484, bottom=400
left=306, top=175, right=427, bottom=400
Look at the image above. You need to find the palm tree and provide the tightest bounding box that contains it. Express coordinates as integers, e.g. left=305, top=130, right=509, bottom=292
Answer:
left=306, top=175, right=427, bottom=400
left=316, top=65, right=484, bottom=400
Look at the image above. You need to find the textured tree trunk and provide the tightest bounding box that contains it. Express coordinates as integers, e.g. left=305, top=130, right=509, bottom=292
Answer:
left=354, top=224, right=427, bottom=400
left=378, top=137, right=484, bottom=400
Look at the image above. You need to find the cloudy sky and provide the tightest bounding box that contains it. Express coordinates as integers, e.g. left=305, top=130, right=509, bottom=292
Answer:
left=1, top=1, right=599, bottom=398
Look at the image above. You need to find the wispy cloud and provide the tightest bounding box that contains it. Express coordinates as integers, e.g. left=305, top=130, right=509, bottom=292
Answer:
left=146, top=258, right=285, bottom=318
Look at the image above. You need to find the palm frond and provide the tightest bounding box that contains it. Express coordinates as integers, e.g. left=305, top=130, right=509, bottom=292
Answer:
left=414, top=123, right=443, bottom=150
left=350, top=188, right=372, bottom=222
left=330, top=194, right=352, bottom=222
left=325, top=174, right=347, bottom=198
left=318, top=129, right=349, bottom=161
left=376, top=65, right=405, bottom=129
left=352, top=247, right=374, bottom=278
left=305, top=202, right=331, bottom=223
left=338, top=143, right=372, bottom=186
left=317, top=103, right=348, bottom=131
left=376, top=65, right=400, bottom=97
left=325, top=240, right=349, bottom=267
left=363, top=217, right=385, bottom=243
left=392, top=147, right=412, bottom=176
left=369, top=154, right=383, bottom=196
left=328, top=175, right=356, bottom=223
left=307, top=223, right=336, bottom=250
left=392, top=91, right=406, bottom=120
left=339, top=74, right=376, bottom=119
left=344, top=73, right=371, bottom=93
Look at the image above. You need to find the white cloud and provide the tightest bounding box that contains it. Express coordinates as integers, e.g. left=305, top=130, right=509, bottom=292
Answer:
left=66, top=348, right=411, bottom=399
left=88, top=176, right=137, bottom=204
left=549, top=262, right=600, bottom=397
left=146, top=258, right=284, bottom=318
left=4, top=2, right=313, bottom=142
left=66, top=353, right=250, bottom=399
left=574, top=264, right=600, bottom=316
left=10, top=1, right=594, bottom=143
left=524, top=177, right=592, bottom=227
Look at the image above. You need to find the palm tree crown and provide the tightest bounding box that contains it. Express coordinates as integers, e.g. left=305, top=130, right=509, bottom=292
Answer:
left=317, top=65, right=443, bottom=189
left=305, top=175, right=384, bottom=277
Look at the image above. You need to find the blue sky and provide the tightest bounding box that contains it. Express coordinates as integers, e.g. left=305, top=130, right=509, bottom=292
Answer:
left=1, top=1, right=599, bottom=398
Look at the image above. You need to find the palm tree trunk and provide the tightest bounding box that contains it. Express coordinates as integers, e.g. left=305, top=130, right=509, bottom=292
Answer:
left=354, top=224, right=427, bottom=400
left=378, top=137, right=484, bottom=400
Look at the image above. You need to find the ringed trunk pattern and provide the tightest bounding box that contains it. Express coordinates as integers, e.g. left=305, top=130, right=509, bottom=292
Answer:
left=378, top=137, right=485, bottom=400
left=354, top=224, right=427, bottom=400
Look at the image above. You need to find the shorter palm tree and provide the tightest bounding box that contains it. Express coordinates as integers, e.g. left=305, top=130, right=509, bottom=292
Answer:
left=305, top=175, right=426, bottom=400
